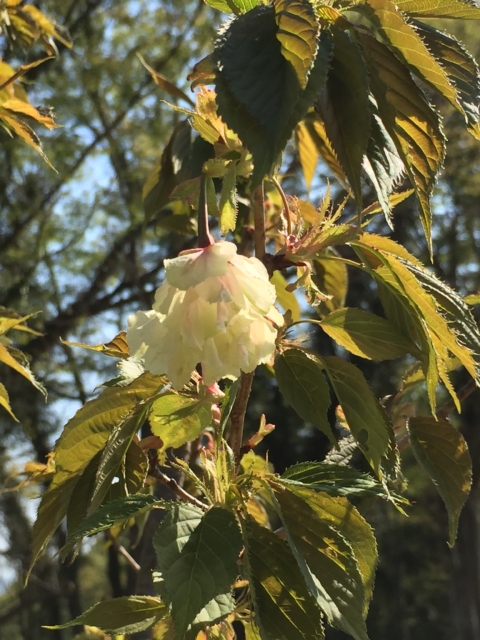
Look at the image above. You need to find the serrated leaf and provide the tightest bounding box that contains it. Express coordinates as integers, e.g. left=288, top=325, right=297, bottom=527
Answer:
left=283, top=485, right=378, bottom=611
left=244, top=519, right=324, bottom=640
left=270, top=271, right=300, bottom=322
left=272, top=485, right=368, bottom=639
left=0, top=343, right=46, bottom=397
left=0, top=382, right=18, bottom=421
left=320, top=307, right=417, bottom=360
left=413, top=22, right=480, bottom=138
left=407, top=416, right=472, bottom=545
left=274, top=0, right=320, bottom=90
left=359, top=33, right=445, bottom=252
left=29, top=373, right=164, bottom=576
left=87, top=393, right=162, bottom=515
left=395, top=0, right=480, bottom=19
left=363, top=112, right=405, bottom=227
left=219, top=161, right=237, bottom=234
left=274, top=349, right=335, bottom=445
left=315, top=29, right=370, bottom=211
left=281, top=461, right=391, bottom=499
left=45, top=596, right=167, bottom=634
left=62, top=331, right=129, bottom=359
left=322, top=356, right=390, bottom=477
left=205, top=0, right=260, bottom=14
left=214, top=7, right=331, bottom=185
left=361, top=0, right=459, bottom=109
left=154, top=505, right=242, bottom=639
left=299, top=112, right=348, bottom=187
left=150, top=393, right=212, bottom=452
left=296, top=119, right=320, bottom=191
left=66, top=451, right=103, bottom=540
left=63, top=494, right=162, bottom=554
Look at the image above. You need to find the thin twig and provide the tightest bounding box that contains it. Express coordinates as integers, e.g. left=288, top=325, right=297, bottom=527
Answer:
left=229, top=371, right=254, bottom=464
left=149, top=461, right=208, bottom=511
left=104, top=530, right=141, bottom=572
left=436, top=378, right=478, bottom=420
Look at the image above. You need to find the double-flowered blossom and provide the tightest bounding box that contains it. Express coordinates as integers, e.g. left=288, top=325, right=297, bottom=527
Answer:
left=126, top=241, right=284, bottom=388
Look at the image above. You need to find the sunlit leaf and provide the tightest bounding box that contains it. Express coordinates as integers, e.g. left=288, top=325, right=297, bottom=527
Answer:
left=44, top=596, right=167, bottom=634
left=0, top=382, right=18, bottom=421
left=395, top=0, right=480, bottom=19
left=270, top=271, right=301, bottom=322
left=150, top=393, right=212, bottom=453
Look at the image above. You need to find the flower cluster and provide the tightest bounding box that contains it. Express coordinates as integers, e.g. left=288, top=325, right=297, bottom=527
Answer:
left=127, top=241, right=283, bottom=388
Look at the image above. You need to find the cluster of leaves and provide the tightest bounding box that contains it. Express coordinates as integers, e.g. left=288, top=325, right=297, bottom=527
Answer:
left=9, top=0, right=480, bottom=639
left=0, top=307, right=46, bottom=421
left=0, top=0, right=71, bottom=164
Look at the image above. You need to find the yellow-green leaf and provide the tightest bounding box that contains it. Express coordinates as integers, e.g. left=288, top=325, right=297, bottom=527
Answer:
left=407, top=416, right=472, bottom=545
left=320, top=307, right=418, bottom=360
left=274, top=0, right=320, bottom=90
left=0, top=382, right=18, bottom=421
left=150, top=393, right=212, bottom=452
left=219, top=161, right=237, bottom=234
left=395, top=0, right=480, bottom=19
left=359, top=33, right=445, bottom=253
left=271, top=271, right=300, bottom=322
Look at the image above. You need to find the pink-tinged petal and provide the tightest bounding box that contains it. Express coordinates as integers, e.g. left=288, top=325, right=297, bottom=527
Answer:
left=165, top=241, right=236, bottom=289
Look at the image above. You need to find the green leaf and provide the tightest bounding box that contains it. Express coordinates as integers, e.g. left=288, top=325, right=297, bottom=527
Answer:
left=270, top=271, right=301, bottom=322
left=322, top=356, right=391, bottom=477
left=465, top=293, right=480, bottom=305
left=29, top=373, right=164, bottom=577
left=281, top=461, right=392, bottom=499
left=66, top=451, right=103, bottom=539
left=219, top=161, right=237, bottom=234
left=154, top=505, right=242, bottom=639
left=283, top=485, right=378, bottom=612
left=413, top=22, right=480, bottom=138
left=315, top=28, right=370, bottom=211
left=63, top=494, right=163, bottom=554
left=359, top=33, right=445, bottom=252
left=312, top=254, right=348, bottom=317
left=361, top=0, right=459, bottom=109
left=29, top=475, right=79, bottom=581
left=44, top=596, right=167, bottom=634
left=274, top=349, right=336, bottom=445
left=395, top=0, right=480, bottom=19
left=205, top=0, right=260, bottom=14
left=244, top=519, right=324, bottom=640
left=150, top=393, right=212, bottom=452
left=320, top=307, right=417, bottom=360
left=214, top=7, right=331, bottom=185
left=407, top=416, right=472, bottom=545
left=272, top=485, right=368, bottom=639
left=274, top=0, right=320, bottom=90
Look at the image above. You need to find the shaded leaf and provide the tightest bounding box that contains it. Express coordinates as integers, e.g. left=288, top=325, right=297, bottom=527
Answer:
left=154, top=505, right=242, bottom=639
left=45, top=596, right=167, bottom=634
left=244, top=519, right=324, bottom=640
left=407, top=416, right=472, bottom=545
left=281, top=461, right=392, bottom=499
left=312, top=253, right=348, bottom=317
left=274, top=349, right=335, bottom=445
left=315, top=29, right=370, bottom=210
left=64, top=495, right=163, bottom=553
left=272, top=485, right=368, bottom=639
left=322, top=356, right=391, bottom=477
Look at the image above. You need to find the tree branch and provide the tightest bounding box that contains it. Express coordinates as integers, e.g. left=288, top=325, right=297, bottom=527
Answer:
left=229, top=371, right=254, bottom=464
